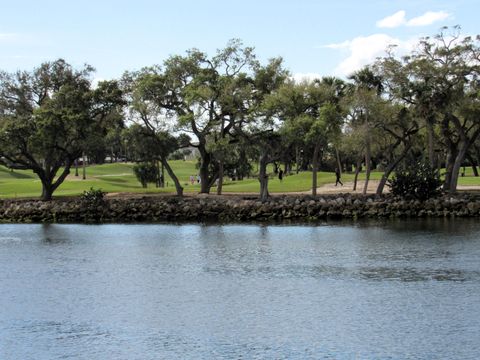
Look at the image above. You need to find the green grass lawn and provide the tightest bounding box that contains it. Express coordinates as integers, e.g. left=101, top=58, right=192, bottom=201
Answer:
left=1, top=162, right=479, bottom=199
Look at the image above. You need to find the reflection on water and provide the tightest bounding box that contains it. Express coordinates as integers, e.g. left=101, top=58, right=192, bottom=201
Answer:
left=202, top=263, right=479, bottom=282
left=1, top=219, right=480, bottom=359
left=357, top=266, right=475, bottom=282
left=40, top=224, right=72, bottom=245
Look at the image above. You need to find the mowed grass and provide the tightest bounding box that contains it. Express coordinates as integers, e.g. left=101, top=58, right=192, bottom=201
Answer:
left=1, top=162, right=479, bottom=199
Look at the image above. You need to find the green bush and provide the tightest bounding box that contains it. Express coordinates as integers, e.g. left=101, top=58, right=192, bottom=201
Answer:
left=133, top=163, right=158, bottom=188
left=81, top=187, right=106, bottom=205
left=388, top=162, right=442, bottom=201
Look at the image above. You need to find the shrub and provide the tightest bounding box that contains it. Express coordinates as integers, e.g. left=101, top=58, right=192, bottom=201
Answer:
left=81, top=187, right=106, bottom=205
left=388, top=161, right=442, bottom=201
left=133, top=162, right=158, bottom=188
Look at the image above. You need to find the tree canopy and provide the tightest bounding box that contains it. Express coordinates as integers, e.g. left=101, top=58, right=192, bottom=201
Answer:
left=1, top=28, right=479, bottom=200
left=0, top=59, right=124, bottom=200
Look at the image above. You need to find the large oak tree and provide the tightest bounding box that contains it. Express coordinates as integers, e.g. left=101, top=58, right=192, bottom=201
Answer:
left=0, top=59, right=123, bottom=200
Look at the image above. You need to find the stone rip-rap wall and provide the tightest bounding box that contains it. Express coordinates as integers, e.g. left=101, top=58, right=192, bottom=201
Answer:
left=1, top=193, right=480, bottom=223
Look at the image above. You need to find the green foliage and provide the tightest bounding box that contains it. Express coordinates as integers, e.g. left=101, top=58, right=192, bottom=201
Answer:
left=133, top=163, right=158, bottom=188
left=81, top=187, right=106, bottom=206
left=123, top=124, right=181, bottom=162
left=169, top=149, right=192, bottom=161
left=388, top=161, right=442, bottom=200
left=2, top=29, right=479, bottom=199
left=0, top=59, right=124, bottom=200
left=125, top=41, right=287, bottom=193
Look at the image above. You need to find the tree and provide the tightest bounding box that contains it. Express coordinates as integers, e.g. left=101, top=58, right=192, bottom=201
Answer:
left=378, top=27, right=480, bottom=192
left=133, top=162, right=158, bottom=188
left=348, top=67, right=384, bottom=194
left=239, top=58, right=289, bottom=201
left=373, top=106, right=420, bottom=195
left=271, top=78, right=345, bottom=195
left=123, top=69, right=188, bottom=196
left=339, top=121, right=366, bottom=189
left=266, top=80, right=320, bottom=193
left=103, top=110, right=126, bottom=163
left=134, top=40, right=260, bottom=194
left=0, top=59, right=123, bottom=200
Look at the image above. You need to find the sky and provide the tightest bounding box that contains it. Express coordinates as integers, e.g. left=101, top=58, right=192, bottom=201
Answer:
left=1, top=0, right=478, bottom=82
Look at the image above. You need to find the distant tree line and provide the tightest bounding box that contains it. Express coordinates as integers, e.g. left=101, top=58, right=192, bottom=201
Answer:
left=1, top=27, right=479, bottom=201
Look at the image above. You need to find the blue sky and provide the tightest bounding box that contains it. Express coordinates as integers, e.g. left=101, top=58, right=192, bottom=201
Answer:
left=1, top=0, right=478, bottom=81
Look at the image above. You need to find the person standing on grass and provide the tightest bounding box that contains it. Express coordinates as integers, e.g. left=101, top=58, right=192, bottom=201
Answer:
left=335, top=167, right=343, bottom=186
left=278, top=168, right=284, bottom=182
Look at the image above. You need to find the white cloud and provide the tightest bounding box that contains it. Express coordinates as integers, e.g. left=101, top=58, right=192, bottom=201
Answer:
left=406, top=11, right=450, bottom=27
left=92, top=77, right=106, bottom=89
left=376, top=10, right=450, bottom=29
left=324, top=40, right=351, bottom=50
left=376, top=10, right=406, bottom=28
left=325, top=34, right=418, bottom=77
left=291, top=73, right=323, bottom=83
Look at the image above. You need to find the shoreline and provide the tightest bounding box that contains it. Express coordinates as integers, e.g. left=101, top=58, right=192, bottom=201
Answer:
left=1, top=192, right=480, bottom=223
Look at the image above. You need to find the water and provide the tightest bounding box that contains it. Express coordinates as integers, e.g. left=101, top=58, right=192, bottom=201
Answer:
left=1, top=220, right=479, bottom=359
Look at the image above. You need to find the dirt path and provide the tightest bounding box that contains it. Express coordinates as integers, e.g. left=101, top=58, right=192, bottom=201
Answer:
left=308, top=180, right=480, bottom=195
left=314, top=180, right=384, bottom=194
left=105, top=180, right=384, bottom=199
left=105, top=180, right=480, bottom=199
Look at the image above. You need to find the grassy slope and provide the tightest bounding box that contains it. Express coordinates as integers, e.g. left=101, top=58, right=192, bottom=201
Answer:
left=0, top=162, right=479, bottom=199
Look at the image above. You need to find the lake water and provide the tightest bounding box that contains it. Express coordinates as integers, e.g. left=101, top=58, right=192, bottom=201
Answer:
left=1, top=220, right=479, bottom=359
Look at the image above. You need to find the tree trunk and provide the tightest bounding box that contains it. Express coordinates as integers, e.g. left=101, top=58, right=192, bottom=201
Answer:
left=353, top=158, right=361, bottom=191
left=449, top=141, right=469, bottom=193
left=376, top=151, right=408, bottom=196
left=426, top=120, right=435, bottom=168
left=444, top=115, right=480, bottom=191
left=161, top=158, right=183, bottom=196
left=217, top=159, right=224, bottom=195
left=472, top=163, right=479, bottom=177
left=443, top=149, right=456, bottom=192
left=199, top=151, right=211, bottom=194
left=295, top=145, right=300, bottom=174
left=238, top=148, right=247, bottom=180
left=272, top=162, right=278, bottom=174
left=467, top=154, right=479, bottom=177
left=82, top=152, right=87, bottom=180
left=74, top=159, right=79, bottom=177
left=311, top=142, right=321, bottom=196
left=217, top=118, right=225, bottom=196
left=160, top=161, right=165, bottom=187
left=335, top=146, right=342, bottom=176
left=40, top=181, right=54, bottom=201
left=38, top=161, right=72, bottom=201
left=258, top=151, right=269, bottom=202
left=155, top=161, right=161, bottom=188
left=475, top=146, right=480, bottom=176
left=363, top=140, right=371, bottom=195
left=376, top=174, right=388, bottom=197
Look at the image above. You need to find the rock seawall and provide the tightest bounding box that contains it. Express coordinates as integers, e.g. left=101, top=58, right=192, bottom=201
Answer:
left=1, top=193, right=480, bottom=223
